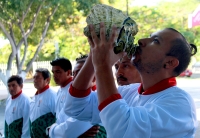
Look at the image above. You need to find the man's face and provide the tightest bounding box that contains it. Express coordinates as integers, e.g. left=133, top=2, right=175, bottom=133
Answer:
left=73, top=62, right=84, bottom=80
left=33, top=72, right=49, bottom=90
left=114, top=56, right=141, bottom=86
left=8, top=81, right=22, bottom=96
left=132, top=29, right=182, bottom=74
left=52, top=66, right=71, bottom=86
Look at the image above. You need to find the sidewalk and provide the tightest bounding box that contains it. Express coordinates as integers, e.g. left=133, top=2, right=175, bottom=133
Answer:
left=0, top=104, right=4, bottom=137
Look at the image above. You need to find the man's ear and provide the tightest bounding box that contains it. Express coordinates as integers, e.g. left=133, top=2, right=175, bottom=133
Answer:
left=20, top=84, right=23, bottom=89
left=67, top=70, right=72, bottom=76
left=46, top=78, right=51, bottom=84
left=164, top=57, right=179, bottom=69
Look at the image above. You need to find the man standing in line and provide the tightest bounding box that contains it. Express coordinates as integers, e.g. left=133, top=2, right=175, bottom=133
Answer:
left=4, top=75, right=30, bottom=138
left=47, top=57, right=95, bottom=138
left=30, top=68, right=56, bottom=138
left=50, top=58, right=73, bottom=117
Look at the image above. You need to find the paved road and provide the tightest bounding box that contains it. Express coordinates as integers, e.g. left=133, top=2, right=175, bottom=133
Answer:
left=176, top=78, right=200, bottom=138
left=0, top=77, right=200, bottom=137
left=0, top=105, right=4, bottom=137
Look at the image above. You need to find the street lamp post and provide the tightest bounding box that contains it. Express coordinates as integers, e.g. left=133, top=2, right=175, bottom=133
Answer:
left=126, top=0, right=129, bottom=16
left=54, top=41, right=59, bottom=59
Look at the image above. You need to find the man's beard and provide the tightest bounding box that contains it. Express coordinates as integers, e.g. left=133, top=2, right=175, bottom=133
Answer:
left=132, top=46, right=164, bottom=74
left=133, top=59, right=142, bottom=72
left=133, top=59, right=163, bottom=75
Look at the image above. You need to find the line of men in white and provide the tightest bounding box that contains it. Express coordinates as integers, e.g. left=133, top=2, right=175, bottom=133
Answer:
left=3, top=25, right=199, bottom=138
left=3, top=53, right=140, bottom=138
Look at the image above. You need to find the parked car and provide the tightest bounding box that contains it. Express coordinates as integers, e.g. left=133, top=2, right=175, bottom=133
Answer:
left=192, top=62, right=200, bottom=73
left=179, top=69, right=192, bottom=77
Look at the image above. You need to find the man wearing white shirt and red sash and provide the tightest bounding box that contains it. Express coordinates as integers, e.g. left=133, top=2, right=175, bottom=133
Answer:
left=48, top=57, right=105, bottom=138
left=30, top=68, right=56, bottom=138
left=65, top=23, right=198, bottom=137
left=4, top=75, right=30, bottom=138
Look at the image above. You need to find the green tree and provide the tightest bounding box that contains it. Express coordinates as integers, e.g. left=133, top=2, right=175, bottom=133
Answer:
left=43, top=0, right=117, bottom=61
left=47, top=18, right=90, bottom=60
left=0, top=0, right=99, bottom=86
left=128, top=0, right=200, bottom=60
left=39, top=0, right=200, bottom=65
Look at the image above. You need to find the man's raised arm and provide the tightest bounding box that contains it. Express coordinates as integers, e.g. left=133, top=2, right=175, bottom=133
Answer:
left=71, top=53, right=94, bottom=93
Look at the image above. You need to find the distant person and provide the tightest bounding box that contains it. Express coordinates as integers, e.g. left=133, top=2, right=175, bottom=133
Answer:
left=4, top=75, right=30, bottom=138
left=47, top=58, right=95, bottom=138
left=30, top=68, right=56, bottom=138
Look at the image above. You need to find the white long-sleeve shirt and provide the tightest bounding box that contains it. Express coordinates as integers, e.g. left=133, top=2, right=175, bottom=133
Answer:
left=5, top=92, right=31, bottom=138
left=49, top=108, right=93, bottom=138
left=30, top=87, right=56, bottom=137
left=65, top=82, right=198, bottom=138
left=49, top=79, right=93, bottom=138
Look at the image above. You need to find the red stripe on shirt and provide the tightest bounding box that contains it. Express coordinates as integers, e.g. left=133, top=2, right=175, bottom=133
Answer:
left=69, top=84, right=91, bottom=98
left=98, top=77, right=176, bottom=111
left=35, top=85, right=49, bottom=95
left=138, top=77, right=177, bottom=95
left=12, top=90, right=22, bottom=99
left=62, top=77, right=73, bottom=88
left=91, top=85, right=97, bottom=91
left=98, top=93, right=122, bottom=111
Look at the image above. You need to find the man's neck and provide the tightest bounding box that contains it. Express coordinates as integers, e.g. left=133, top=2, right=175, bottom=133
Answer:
left=36, top=85, right=49, bottom=95
left=12, top=90, right=22, bottom=99
left=61, top=77, right=72, bottom=87
left=141, top=73, right=171, bottom=91
left=138, top=77, right=176, bottom=95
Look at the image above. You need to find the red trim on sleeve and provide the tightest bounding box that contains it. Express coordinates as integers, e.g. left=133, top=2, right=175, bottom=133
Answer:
left=12, top=90, right=22, bottom=99
left=69, top=84, right=91, bottom=98
left=98, top=93, right=122, bottom=111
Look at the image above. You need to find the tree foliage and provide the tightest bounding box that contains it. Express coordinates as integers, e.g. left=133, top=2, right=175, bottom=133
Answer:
left=0, top=0, right=99, bottom=85
left=44, top=0, right=200, bottom=63
left=128, top=0, right=200, bottom=61
left=43, top=18, right=90, bottom=61
left=1, top=0, right=200, bottom=77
